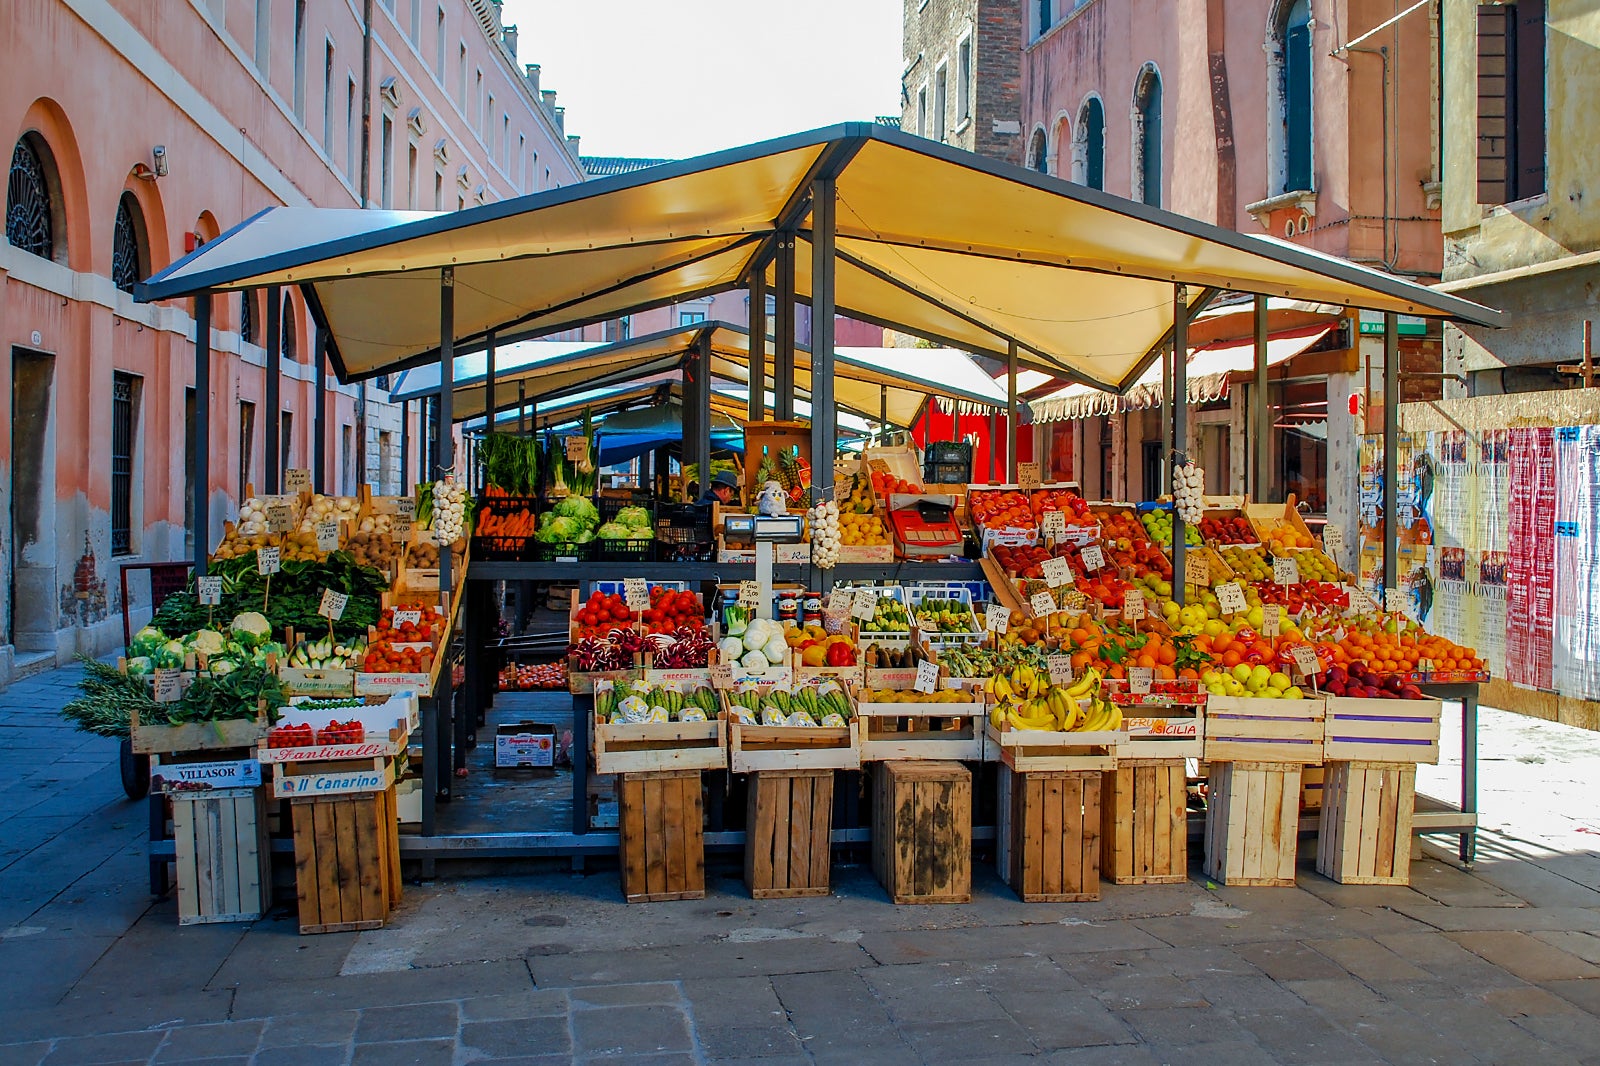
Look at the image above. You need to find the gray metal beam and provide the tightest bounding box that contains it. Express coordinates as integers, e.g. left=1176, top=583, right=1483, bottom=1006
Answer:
left=399, top=398, right=410, bottom=488
left=811, top=176, right=838, bottom=523
left=1006, top=340, right=1019, bottom=481
left=694, top=332, right=713, bottom=491
left=748, top=270, right=767, bottom=422
left=774, top=233, right=796, bottom=420
left=1254, top=294, right=1270, bottom=498
left=484, top=329, right=496, bottom=440
left=263, top=287, right=281, bottom=493
left=1172, top=284, right=1188, bottom=607
left=194, top=294, right=211, bottom=574
left=1383, top=311, right=1398, bottom=603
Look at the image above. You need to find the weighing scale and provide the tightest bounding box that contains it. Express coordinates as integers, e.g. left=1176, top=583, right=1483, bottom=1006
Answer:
left=722, top=513, right=807, bottom=620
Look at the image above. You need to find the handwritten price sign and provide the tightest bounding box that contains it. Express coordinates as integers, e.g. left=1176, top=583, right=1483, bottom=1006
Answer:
left=284, top=468, right=311, bottom=492
left=1261, top=603, right=1282, bottom=638
left=1122, top=589, right=1146, bottom=622
left=738, top=580, right=762, bottom=609
left=1041, top=556, right=1074, bottom=588
left=1273, top=554, right=1300, bottom=586
left=1030, top=590, right=1058, bottom=617
left=315, top=520, right=341, bottom=552
left=913, top=660, right=940, bottom=694
left=985, top=604, right=1010, bottom=634
left=318, top=589, right=349, bottom=620
left=1081, top=545, right=1105, bottom=571
left=1047, top=654, right=1074, bottom=686
left=623, top=578, right=651, bottom=612
left=257, top=547, right=281, bottom=575
left=1215, top=581, right=1248, bottom=615
left=197, top=576, right=224, bottom=605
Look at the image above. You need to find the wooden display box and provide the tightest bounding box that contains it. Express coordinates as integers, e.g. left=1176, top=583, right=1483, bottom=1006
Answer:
left=997, top=765, right=1102, bottom=902
left=744, top=769, right=834, bottom=899
left=871, top=760, right=972, bottom=904
left=592, top=718, right=726, bottom=775
left=619, top=769, right=706, bottom=903
left=1203, top=696, right=1324, bottom=764
left=855, top=698, right=984, bottom=762
left=742, top=420, right=811, bottom=505
left=1301, top=765, right=1324, bottom=810
left=1101, top=760, right=1189, bottom=884
left=131, top=708, right=267, bottom=756
left=985, top=721, right=1123, bottom=772
left=1203, top=761, right=1303, bottom=887
left=171, top=788, right=272, bottom=925
left=1118, top=709, right=1205, bottom=760
left=1243, top=497, right=1319, bottom=549
left=1316, top=761, right=1416, bottom=885
left=291, top=786, right=403, bottom=934
left=1322, top=697, right=1442, bottom=764
left=728, top=719, right=860, bottom=773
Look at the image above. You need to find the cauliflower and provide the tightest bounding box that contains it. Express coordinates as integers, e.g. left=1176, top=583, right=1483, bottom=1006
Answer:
left=188, top=629, right=227, bottom=658
left=230, top=611, right=273, bottom=647
left=124, top=655, right=153, bottom=676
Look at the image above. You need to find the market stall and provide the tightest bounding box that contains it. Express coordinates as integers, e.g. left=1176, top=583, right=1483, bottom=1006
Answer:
left=122, top=122, right=1500, bottom=902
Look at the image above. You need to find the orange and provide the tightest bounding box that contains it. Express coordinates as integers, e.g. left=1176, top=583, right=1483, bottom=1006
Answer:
left=1156, top=645, right=1176, bottom=666
left=1156, top=664, right=1176, bottom=680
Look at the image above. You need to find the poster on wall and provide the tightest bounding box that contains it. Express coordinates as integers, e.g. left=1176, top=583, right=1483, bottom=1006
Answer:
left=1551, top=426, right=1600, bottom=701
left=1505, top=427, right=1556, bottom=690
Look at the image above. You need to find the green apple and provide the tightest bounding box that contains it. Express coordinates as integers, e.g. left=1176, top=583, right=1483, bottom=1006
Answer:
left=1249, top=664, right=1273, bottom=690
left=1231, top=664, right=1254, bottom=684
left=1268, top=671, right=1292, bottom=691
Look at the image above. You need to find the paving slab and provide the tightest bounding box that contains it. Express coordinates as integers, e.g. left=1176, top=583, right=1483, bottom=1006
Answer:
left=458, top=1016, right=572, bottom=1058
left=1447, top=929, right=1600, bottom=981
left=570, top=1004, right=693, bottom=1057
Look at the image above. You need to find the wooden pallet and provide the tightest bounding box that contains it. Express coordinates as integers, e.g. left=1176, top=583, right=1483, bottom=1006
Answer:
left=1203, top=761, right=1303, bottom=887
left=291, top=786, right=402, bottom=934
left=592, top=718, right=726, bottom=775
left=744, top=769, right=834, bottom=899
left=171, top=789, right=271, bottom=925
left=871, top=760, right=972, bottom=904
left=1317, top=761, right=1416, bottom=885
left=985, top=722, right=1123, bottom=772
left=997, top=765, right=1102, bottom=902
left=619, top=770, right=706, bottom=902
left=1203, top=696, right=1324, bottom=764
left=1322, top=697, right=1442, bottom=764
left=729, top=720, right=860, bottom=773
left=1101, top=759, right=1189, bottom=885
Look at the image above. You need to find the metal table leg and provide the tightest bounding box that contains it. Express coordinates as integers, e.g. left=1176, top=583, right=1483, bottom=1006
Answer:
left=572, top=693, right=591, bottom=835
left=1461, top=689, right=1478, bottom=864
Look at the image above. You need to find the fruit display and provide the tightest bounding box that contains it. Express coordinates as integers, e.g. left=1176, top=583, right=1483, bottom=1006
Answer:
left=786, top=624, right=859, bottom=668
left=280, top=529, right=330, bottom=563
left=870, top=468, right=920, bottom=498
left=754, top=449, right=811, bottom=505
left=211, top=530, right=278, bottom=562
left=1027, top=488, right=1094, bottom=524
left=984, top=663, right=1122, bottom=732
left=297, top=494, right=361, bottom=533
left=1219, top=545, right=1272, bottom=581
left=1092, top=509, right=1174, bottom=581
left=724, top=682, right=853, bottom=726
left=838, top=471, right=877, bottom=514
left=855, top=687, right=973, bottom=704
left=376, top=605, right=445, bottom=647
left=1319, top=662, right=1426, bottom=700
left=1141, top=507, right=1201, bottom=548
left=910, top=594, right=979, bottom=635
left=1259, top=523, right=1316, bottom=552
left=862, top=642, right=926, bottom=669
left=406, top=540, right=466, bottom=572
left=808, top=498, right=841, bottom=569
left=1198, top=515, right=1257, bottom=545
left=838, top=513, right=890, bottom=546
left=361, top=636, right=435, bottom=675
left=1199, top=662, right=1310, bottom=700
left=1252, top=580, right=1350, bottom=614
left=1173, top=463, right=1205, bottom=524
left=968, top=490, right=1036, bottom=530
left=1285, top=548, right=1339, bottom=582
left=498, top=661, right=568, bottom=691
left=597, top=680, right=719, bottom=723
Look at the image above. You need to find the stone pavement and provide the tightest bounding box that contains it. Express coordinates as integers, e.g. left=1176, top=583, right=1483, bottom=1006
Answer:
left=3, top=665, right=1600, bottom=1065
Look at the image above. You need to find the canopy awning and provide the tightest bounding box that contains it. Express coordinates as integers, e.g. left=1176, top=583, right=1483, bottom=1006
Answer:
left=138, top=123, right=1499, bottom=393
left=391, top=322, right=1012, bottom=428
left=1031, top=324, right=1334, bottom=422
left=594, top=400, right=745, bottom=467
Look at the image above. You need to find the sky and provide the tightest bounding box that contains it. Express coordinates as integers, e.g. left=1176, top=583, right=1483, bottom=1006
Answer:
left=498, top=0, right=904, bottom=160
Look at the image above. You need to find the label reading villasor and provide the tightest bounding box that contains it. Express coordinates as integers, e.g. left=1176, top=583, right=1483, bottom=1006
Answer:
left=150, top=759, right=262, bottom=794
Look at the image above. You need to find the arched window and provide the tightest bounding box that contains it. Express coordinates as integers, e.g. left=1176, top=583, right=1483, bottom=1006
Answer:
left=1278, top=0, right=1314, bottom=193
left=1133, top=67, right=1163, bottom=207
left=6, top=135, right=57, bottom=261
left=282, top=299, right=299, bottom=362
left=1073, top=96, right=1106, bottom=190
left=1028, top=127, right=1049, bottom=173
left=1053, top=116, right=1073, bottom=179
left=112, top=192, right=146, bottom=293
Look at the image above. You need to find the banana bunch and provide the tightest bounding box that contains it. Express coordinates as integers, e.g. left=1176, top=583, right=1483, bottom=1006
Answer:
left=983, top=661, right=1049, bottom=702
left=986, top=668, right=1122, bottom=733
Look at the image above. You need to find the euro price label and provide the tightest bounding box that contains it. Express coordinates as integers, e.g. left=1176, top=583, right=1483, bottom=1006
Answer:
left=1081, top=545, right=1105, bottom=571
left=623, top=578, right=651, bottom=612
left=257, top=547, right=281, bottom=575
left=1030, top=590, right=1057, bottom=617
left=1127, top=665, right=1154, bottom=695
left=1273, top=554, right=1300, bottom=586
left=985, top=604, right=1009, bottom=634
left=315, top=520, right=341, bottom=552
left=1041, top=556, right=1074, bottom=587
left=197, top=576, right=224, bottom=605
left=318, top=589, right=349, bottom=620
left=1216, top=581, right=1248, bottom=615
left=1047, top=654, right=1073, bottom=686
left=914, top=660, right=940, bottom=694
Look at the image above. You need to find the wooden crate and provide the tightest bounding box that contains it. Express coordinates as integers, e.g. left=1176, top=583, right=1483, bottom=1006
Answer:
left=1118, top=709, right=1205, bottom=760
left=743, top=420, right=811, bottom=505
left=1203, top=761, right=1303, bottom=887
left=985, top=721, right=1123, bottom=772
left=171, top=789, right=271, bottom=925
left=619, top=770, right=706, bottom=903
left=855, top=690, right=985, bottom=762
left=997, top=765, right=1102, bottom=902
left=1317, top=761, right=1416, bottom=885
left=291, top=786, right=402, bottom=934
left=1322, top=697, right=1443, bottom=764
left=592, top=718, right=726, bottom=775
left=131, top=708, right=266, bottom=755
left=1203, top=696, right=1324, bottom=764
left=744, top=769, right=834, bottom=899
left=1243, top=497, right=1319, bottom=549
left=871, top=760, right=972, bottom=904
left=729, top=720, right=860, bottom=773
left=1301, top=765, right=1324, bottom=810
left=1101, top=760, right=1189, bottom=885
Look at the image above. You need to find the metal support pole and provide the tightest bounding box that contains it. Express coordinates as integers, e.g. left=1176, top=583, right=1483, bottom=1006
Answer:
left=811, top=176, right=838, bottom=593
left=400, top=398, right=410, bottom=488
left=1172, top=285, right=1189, bottom=606
left=431, top=267, right=456, bottom=815
left=774, top=234, right=796, bottom=421
left=484, top=329, right=496, bottom=438
left=1006, top=340, right=1019, bottom=482
left=989, top=410, right=999, bottom=483
left=193, top=293, right=211, bottom=575
left=693, top=333, right=712, bottom=493
left=1382, top=311, right=1399, bottom=603
left=1160, top=346, right=1173, bottom=495
left=313, top=328, right=328, bottom=494
left=263, top=287, right=281, bottom=493
left=748, top=271, right=767, bottom=423
left=1253, top=294, right=1270, bottom=499
left=518, top=381, right=526, bottom=435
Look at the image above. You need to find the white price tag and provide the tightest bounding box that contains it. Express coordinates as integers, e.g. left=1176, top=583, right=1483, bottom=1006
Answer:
left=257, top=547, right=281, bottom=575
left=1291, top=645, right=1321, bottom=678
left=1322, top=525, right=1345, bottom=556
left=1216, top=581, right=1248, bottom=615
left=827, top=589, right=852, bottom=616
left=1122, top=588, right=1146, bottom=621
left=265, top=503, right=293, bottom=534
left=852, top=588, right=878, bottom=621
left=1261, top=603, right=1282, bottom=638
left=315, top=520, right=341, bottom=552
left=1273, top=554, right=1300, bottom=586
left=284, top=468, right=312, bottom=492
left=391, top=512, right=414, bottom=536
left=710, top=663, right=735, bottom=690
left=392, top=608, right=422, bottom=627
left=1030, top=590, right=1057, bottom=617
left=1040, top=511, right=1067, bottom=540
left=1041, top=556, right=1074, bottom=588
left=1047, top=654, right=1074, bottom=687
left=393, top=497, right=417, bottom=519
left=913, top=660, right=940, bottom=694
left=153, top=668, right=185, bottom=704
left=1081, top=544, right=1105, bottom=571
left=318, top=589, right=349, bottom=620
left=1016, top=461, right=1041, bottom=490
left=623, top=578, right=651, bottom=612
left=1184, top=552, right=1211, bottom=587
left=985, top=603, right=1010, bottom=634
left=196, top=576, right=224, bottom=605
left=1127, top=665, right=1154, bottom=695
left=565, top=436, right=589, bottom=462
left=1345, top=584, right=1379, bottom=615
left=1385, top=587, right=1404, bottom=612
left=738, top=580, right=761, bottom=609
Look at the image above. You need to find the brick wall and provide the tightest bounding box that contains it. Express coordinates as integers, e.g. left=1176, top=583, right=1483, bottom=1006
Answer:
left=902, top=0, right=1022, bottom=165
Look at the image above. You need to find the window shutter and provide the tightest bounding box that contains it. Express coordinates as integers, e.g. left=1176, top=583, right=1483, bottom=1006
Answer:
left=1284, top=23, right=1313, bottom=193
left=1476, top=4, right=1510, bottom=204
left=1513, top=0, right=1546, bottom=199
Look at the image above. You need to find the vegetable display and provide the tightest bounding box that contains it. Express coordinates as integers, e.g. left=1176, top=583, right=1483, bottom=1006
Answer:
left=597, top=505, right=654, bottom=543
left=725, top=682, right=852, bottom=727
left=537, top=495, right=601, bottom=545
left=61, top=655, right=283, bottom=737
left=597, top=680, right=718, bottom=723
left=151, top=552, right=388, bottom=641
left=430, top=479, right=468, bottom=544
left=477, top=433, right=540, bottom=496
left=644, top=626, right=715, bottom=668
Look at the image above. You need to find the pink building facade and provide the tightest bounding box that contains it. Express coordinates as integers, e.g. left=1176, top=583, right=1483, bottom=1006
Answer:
left=0, top=0, right=584, bottom=683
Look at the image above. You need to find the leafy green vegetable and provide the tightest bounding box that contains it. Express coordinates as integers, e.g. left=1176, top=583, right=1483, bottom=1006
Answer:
left=615, top=505, right=651, bottom=530
left=477, top=432, right=540, bottom=495
left=151, top=551, right=388, bottom=641
left=597, top=521, right=630, bottom=541
left=553, top=495, right=599, bottom=526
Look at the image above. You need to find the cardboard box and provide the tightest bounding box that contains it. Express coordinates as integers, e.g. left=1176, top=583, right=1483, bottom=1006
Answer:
left=495, top=723, right=556, bottom=769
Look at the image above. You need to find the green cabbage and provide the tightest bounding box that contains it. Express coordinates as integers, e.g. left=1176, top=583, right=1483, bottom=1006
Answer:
left=552, top=495, right=599, bottom=527
left=538, top=510, right=556, bottom=530
left=597, top=522, right=630, bottom=541
left=125, top=655, right=153, bottom=676
left=574, top=529, right=594, bottom=544
left=616, top=505, right=651, bottom=530
left=536, top=515, right=578, bottom=542
left=626, top=526, right=653, bottom=540
left=129, top=626, right=167, bottom=660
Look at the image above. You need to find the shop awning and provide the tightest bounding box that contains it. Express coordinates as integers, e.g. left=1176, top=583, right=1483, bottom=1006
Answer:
left=1031, top=324, right=1334, bottom=422
left=594, top=400, right=745, bottom=466
left=137, top=123, right=1499, bottom=393
left=390, top=322, right=1010, bottom=427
